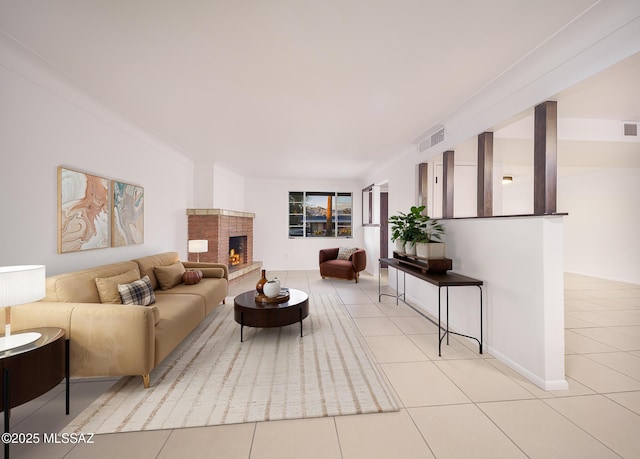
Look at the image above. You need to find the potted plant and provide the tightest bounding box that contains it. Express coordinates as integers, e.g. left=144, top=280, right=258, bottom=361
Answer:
left=389, top=212, right=408, bottom=253
left=402, top=205, right=428, bottom=255
left=389, top=205, right=433, bottom=256
left=415, top=214, right=446, bottom=259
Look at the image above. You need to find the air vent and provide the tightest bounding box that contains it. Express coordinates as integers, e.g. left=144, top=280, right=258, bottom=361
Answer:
left=418, top=126, right=446, bottom=152
left=623, top=123, right=638, bottom=136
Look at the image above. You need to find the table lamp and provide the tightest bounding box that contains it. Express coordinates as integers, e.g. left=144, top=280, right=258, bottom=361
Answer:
left=188, top=240, right=208, bottom=262
left=0, top=265, right=46, bottom=350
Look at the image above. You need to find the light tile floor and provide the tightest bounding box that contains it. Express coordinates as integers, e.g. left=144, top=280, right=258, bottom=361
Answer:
left=7, top=271, right=640, bottom=458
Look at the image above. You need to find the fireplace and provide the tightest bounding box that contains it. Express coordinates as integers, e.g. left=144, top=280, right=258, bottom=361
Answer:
left=229, top=236, right=247, bottom=268
left=187, top=208, right=260, bottom=282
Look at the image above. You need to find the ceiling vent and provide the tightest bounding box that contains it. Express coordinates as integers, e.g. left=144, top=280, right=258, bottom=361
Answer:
left=418, top=126, right=446, bottom=152
left=623, top=122, right=638, bottom=137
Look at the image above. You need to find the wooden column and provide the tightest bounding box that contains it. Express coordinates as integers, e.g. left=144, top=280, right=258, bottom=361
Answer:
left=534, top=101, right=558, bottom=215
left=477, top=132, right=493, bottom=217
left=418, top=163, right=429, bottom=209
left=442, top=150, right=455, bottom=218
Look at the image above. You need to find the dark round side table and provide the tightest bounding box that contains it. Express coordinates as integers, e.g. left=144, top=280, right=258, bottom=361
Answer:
left=1, top=327, right=69, bottom=458
left=233, top=289, right=309, bottom=342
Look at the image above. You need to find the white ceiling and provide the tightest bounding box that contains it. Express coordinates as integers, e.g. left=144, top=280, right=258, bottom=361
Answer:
left=1, top=0, right=638, bottom=180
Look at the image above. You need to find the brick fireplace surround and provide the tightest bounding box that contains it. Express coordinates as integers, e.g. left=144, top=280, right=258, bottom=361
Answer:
left=186, top=209, right=262, bottom=283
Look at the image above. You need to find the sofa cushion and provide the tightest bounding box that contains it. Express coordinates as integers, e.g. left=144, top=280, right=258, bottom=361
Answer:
left=337, top=247, right=358, bottom=260
left=45, top=261, right=140, bottom=303
left=152, top=293, right=205, bottom=365
left=155, top=262, right=185, bottom=290
left=155, top=278, right=227, bottom=315
left=95, top=268, right=141, bottom=303
left=118, top=276, right=156, bottom=306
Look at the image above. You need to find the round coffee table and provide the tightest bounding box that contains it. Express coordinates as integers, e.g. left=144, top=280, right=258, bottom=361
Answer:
left=233, top=289, right=309, bottom=342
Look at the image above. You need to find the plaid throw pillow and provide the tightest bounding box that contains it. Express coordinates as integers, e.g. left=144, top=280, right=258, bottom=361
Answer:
left=337, top=247, right=358, bottom=260
left=118, top=275, right=156, bottom=306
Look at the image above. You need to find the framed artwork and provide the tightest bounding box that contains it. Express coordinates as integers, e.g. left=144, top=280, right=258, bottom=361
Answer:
left=58, top=167, right=110, bottom=253
left=112, top=180, right=144, bottom=246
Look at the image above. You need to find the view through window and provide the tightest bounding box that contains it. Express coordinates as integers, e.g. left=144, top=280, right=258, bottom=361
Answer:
left=289, top=192, right=352, bottom=238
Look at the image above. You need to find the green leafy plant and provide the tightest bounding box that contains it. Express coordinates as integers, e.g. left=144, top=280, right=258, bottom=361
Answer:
left=388, top=213, right=408, bottom=243
left=390, top=205, right=445, bottom=246
left=403, top=205, right=427, bottom=248
left=417, top=216, right=445, bottom=243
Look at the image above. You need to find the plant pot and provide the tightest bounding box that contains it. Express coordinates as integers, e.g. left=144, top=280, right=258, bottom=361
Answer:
left=416, top=242, right=446, bottom=259
left=395, top=239, right=405, bottom=252
left=404, top=241, right=417, bottom=256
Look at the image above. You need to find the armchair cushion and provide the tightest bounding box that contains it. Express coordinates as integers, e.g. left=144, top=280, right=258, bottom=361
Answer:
left=337, top=247, right=358, bottom=260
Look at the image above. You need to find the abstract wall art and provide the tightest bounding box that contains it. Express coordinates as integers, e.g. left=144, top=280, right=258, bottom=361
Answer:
left=58, top=167, right=110, bottom=253
left=112, top=180, right=144, bottom=247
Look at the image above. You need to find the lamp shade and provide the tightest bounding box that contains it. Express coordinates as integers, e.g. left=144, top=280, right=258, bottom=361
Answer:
left=0, top=265, right=46, bottom=306
left=188, top=240, right=208, bottom=253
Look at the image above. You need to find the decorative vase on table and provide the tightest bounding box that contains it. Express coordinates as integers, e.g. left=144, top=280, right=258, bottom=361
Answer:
left=263, top=278, right=281, bottom=298
left=256, top=269, right=268, bottom=294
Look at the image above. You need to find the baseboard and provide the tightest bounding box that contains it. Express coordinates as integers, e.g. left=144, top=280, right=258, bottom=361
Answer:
left=488, top=346, right=569, bottom=391
left=404, top=292, right=569, bottom=391
left=565, top=270, right=640, bottom=286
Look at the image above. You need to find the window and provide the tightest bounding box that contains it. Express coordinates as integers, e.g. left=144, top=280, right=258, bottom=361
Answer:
left=289, top=192, right=352, bottom=238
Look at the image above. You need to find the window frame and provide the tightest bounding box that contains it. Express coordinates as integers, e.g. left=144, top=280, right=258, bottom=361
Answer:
left=288, top=191, right=353, bottom=239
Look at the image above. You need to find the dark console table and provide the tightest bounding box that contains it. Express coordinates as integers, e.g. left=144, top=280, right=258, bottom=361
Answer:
left=379, top=258, right=483, bottom=356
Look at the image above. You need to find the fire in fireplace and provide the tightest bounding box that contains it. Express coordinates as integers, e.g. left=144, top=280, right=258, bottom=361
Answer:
left=228, top=236, right=247, bottom=268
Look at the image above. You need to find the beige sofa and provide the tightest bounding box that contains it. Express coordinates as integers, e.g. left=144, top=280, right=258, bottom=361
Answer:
left=6, top=252, right=228, bottom=388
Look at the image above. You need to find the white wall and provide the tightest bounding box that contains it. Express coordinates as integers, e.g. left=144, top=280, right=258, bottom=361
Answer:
left=212, top=163, right=245, bottom=211
left=560, top=167, right=640, bottom=284
left=193, top=162, right=214, bottom=208
left=362, top=225, right=381, bottom=277
left=245, top=178, right=364, bottom=271
left=0, top=34, right=194, bottom=275
left=443, top=216, right=567, bottom=390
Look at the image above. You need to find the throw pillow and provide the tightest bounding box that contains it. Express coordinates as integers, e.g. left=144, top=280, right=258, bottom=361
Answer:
left=95, top=268, right=141, bottom=304
left=183, top=269, right=203, bottom=285
left=118, top=276, right=156, bottom=306
left=199, top=267, right=225, bottom=279
left=154, top=262, right=186, bottom=290
left=337, top=247, right=358, bottom=260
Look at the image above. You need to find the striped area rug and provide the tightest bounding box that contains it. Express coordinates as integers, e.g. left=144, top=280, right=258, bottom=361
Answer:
left=63, top=294, right=399, bottom=434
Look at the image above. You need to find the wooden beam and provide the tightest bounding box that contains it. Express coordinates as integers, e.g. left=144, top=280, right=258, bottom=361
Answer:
left=534, top=101, right=558, bottom=215
left=477, top=132, right=493, bottom=217
left=442, top=151, right=455, bottom=218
